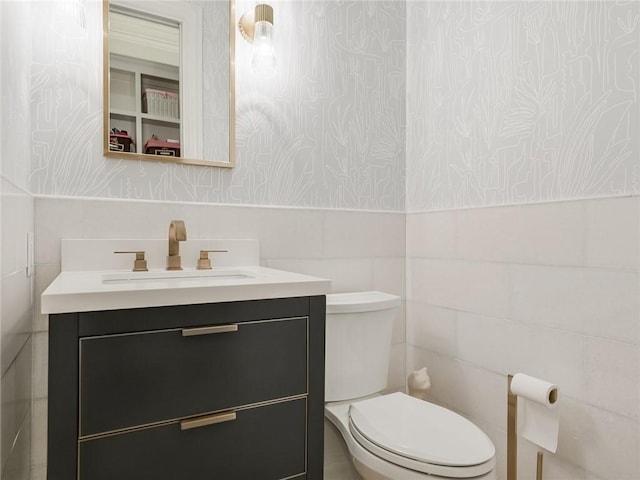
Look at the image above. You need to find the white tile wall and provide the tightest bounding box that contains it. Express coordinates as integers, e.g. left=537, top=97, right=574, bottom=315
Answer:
left=510, top=265, right=639, bottom=344
left=387, top=343, right=407, bottom=392
left=406, top=303, right=457, bottom=357
left=33, top=265, right=59, bottom=334
left=558, top=397, right=639, bottom=479
left=1, top=192, right=28, bottom=278
left=372, top=258, right=405, bottom=298
left=585, top=338, right=639, bottom=420
left=1, top=269, right=32, bottom=372
left=407, top=195, right=640, bottom=480
left=265, top=258, right=374, bottom=294
left=1, top=407, right=31, bottom=480
left=322, top=211, right=405, bottom=259
left=31, top=196, right=407, bottom=476
left=34, top=199, right=203, bottom=265
left=1, top=338, right=32, bottom=475
left=31, top=334, right=47, bottom=401
left=455, top=312, right=512, bottom=374
left=0, top=179, right=34, bottom=480
left=60, top=239, right=259, bottom=271
left=585, top=197, right=640, bottom=270
left=390, top=303, right=406, bottom=345
left=29, top=466, right=45, bottom=480
left=1, top=183, right=34, bottom=373
left=29, top=194, right=640, bottom=480
left=30, top=399, right=46, bottom=469
left=406, top=210, right=457, bottom=259
left=457, top=201, right=586, bottom=267
left=409, top=258, right=510, bottom=318
left=200, top=207, right=326, bottom=260
left=516, top=438, right=587, bottom=480
left=408, top=347, right=507, bottom=429
left=455, top=311, right=587, bottom=400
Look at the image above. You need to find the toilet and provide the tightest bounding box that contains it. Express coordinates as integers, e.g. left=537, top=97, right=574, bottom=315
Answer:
left=325, top=291, right=497, bottom=480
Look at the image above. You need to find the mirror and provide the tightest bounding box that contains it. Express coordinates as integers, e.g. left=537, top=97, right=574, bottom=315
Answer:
left=103, top=0, right=235, bottom=167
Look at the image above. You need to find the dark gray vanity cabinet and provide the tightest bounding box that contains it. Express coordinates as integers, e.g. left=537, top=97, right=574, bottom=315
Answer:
left=48, top=296, right=326, bottom=480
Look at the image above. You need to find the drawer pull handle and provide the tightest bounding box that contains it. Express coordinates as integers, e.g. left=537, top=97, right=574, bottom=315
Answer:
left=181, top=324, right=238, bottom=337
left=180, top=411, right=237, bottom=431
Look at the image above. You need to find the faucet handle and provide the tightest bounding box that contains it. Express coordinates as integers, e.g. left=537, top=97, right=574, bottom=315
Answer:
left=197, top=250, right=228, bottom=270
left=114, top=251, right=148, bottom=272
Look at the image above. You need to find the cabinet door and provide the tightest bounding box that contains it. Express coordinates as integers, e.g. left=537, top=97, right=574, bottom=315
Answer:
left=79, top=317, right=307, bottom=437
left=79, top=398, right=307, bottom=480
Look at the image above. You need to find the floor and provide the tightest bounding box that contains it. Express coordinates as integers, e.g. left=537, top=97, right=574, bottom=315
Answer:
left=323, top=418, right=364, bottom=480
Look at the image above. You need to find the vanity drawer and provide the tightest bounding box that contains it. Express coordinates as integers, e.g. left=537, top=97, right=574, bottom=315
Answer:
left=79, top=397, right=307, bottom=480
left=79, top=316, right=307, bottom=437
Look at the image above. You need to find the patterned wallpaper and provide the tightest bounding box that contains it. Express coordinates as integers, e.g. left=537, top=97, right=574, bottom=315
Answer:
left=29, top=0, right=406, bottom=211
left=24, top=1, right=638, bottom=212
left=1, top=0, right=32, bottom=191
left=406, top=1, right=639, bottom=212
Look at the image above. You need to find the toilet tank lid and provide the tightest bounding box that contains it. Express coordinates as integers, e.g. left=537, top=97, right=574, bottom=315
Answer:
left=326, top=291, right=401, bottom=314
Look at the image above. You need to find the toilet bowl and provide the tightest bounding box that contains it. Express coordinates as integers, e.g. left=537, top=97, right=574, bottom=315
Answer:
left=325, top=292, right=496, bottom=480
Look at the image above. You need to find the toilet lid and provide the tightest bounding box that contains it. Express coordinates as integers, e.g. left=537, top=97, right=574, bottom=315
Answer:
left=349, top=393, right=495, bottom=468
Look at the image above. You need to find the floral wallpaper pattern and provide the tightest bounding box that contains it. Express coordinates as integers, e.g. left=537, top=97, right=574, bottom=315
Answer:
left=407, top=0, right=639, bottom=212
left=29, top=0, right=406, bottom=211
left=25, top=1, right=639, bottom=212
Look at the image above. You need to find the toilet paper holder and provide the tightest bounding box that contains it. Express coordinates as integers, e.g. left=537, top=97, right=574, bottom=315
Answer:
left=507, top=374, right=552, bottom=480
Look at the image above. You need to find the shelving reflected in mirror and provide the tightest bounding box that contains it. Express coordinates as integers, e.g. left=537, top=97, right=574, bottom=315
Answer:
left=103, top=0, right=235, bottom=168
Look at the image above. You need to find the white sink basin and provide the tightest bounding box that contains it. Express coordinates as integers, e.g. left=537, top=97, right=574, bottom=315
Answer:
left=102, top=269, right=253, bottom=283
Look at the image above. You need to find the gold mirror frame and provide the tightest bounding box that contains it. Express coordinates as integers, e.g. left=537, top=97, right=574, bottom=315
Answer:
left=103, top=0, right=235, bottom=168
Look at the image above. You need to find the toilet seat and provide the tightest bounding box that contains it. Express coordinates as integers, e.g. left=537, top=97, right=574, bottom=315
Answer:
left=347, top=393, right=495, bottom=478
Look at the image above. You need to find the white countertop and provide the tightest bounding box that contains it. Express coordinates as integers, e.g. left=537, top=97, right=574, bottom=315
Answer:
left=41, top=266, right=331, bottom=314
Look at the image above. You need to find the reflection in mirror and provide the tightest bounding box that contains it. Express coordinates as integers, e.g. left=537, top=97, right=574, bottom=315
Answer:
left=108, top=8, right=182, bottom=157
left=103, top=0, right=235, bottom=167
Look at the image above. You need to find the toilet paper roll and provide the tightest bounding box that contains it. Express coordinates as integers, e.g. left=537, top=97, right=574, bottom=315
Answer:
left=510, top=373, right=560, bottom=453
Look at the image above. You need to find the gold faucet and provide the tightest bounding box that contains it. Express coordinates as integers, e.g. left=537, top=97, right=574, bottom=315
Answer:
left=167, top=220, right=187, bottom=270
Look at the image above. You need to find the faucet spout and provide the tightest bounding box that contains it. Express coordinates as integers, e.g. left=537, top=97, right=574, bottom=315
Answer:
left=167, top=220, right=187, bottom=270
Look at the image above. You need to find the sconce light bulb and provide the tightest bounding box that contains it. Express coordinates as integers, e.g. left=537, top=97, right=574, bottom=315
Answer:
left=251, top=20, right=276, bottom=78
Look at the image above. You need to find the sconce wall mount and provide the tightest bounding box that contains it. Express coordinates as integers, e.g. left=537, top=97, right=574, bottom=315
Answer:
left=239, top=3, right=274, bottom=43
left=239, top=3, right=276, bottom=77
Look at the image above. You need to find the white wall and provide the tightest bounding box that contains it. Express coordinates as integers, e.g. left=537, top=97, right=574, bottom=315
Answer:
left=1, top=2, right=35, bottom=479
left=406, top=2, right=639, bottom=479
left=407, top=197, right=639, bottom=480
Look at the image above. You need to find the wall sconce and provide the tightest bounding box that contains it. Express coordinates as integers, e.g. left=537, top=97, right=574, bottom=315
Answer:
left=239, top=3, right=276, bottom=78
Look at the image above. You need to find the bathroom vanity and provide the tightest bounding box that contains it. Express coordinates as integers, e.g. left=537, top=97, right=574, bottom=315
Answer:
left=42, top=239, right=330, bottom=480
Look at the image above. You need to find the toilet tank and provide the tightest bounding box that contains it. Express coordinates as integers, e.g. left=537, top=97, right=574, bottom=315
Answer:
left=325, top=291, right=401, bottom=402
